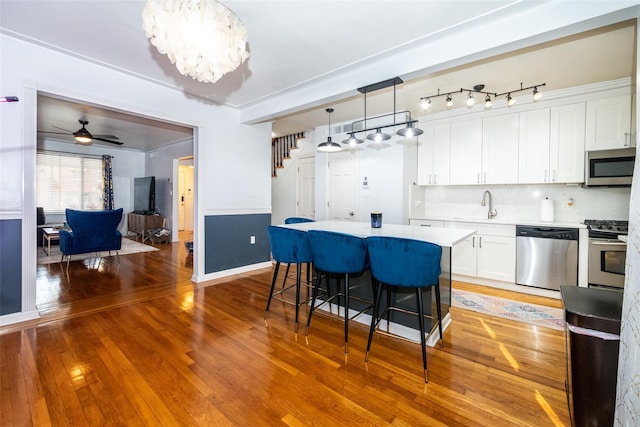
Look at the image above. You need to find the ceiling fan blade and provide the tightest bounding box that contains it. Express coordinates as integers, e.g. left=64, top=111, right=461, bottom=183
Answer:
left=93, top=137, right=124, bottom=145
left=52, top=125, right=74, bottom=133
left=37, top=130, right=71, bottom=135
left=93, top=134, right=119, bottom=140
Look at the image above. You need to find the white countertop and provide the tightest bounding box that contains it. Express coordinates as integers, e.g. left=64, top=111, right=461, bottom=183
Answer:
left=411, top=215, right=587, bottom=229
left=278, top=220, right=475, bottom=248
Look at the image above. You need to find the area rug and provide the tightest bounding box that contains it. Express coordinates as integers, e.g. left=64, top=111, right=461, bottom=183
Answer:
left=37, top=238, right=159, bottom=265
left=451, top=288, right=564, bottom=331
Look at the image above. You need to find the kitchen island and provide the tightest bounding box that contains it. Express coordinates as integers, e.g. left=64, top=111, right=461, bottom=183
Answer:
left=278, top=220, right=475, bottom=345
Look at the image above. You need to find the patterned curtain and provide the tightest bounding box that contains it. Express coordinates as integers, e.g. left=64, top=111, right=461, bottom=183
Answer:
left=102, top=155, right=114, bottom=210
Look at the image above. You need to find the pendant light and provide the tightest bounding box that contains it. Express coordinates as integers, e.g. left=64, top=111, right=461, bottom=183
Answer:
left=317, top=108, right=341, bottom=152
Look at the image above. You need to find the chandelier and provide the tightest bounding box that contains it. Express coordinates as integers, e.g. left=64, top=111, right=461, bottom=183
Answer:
left=142, top=0, right=249, bottom=83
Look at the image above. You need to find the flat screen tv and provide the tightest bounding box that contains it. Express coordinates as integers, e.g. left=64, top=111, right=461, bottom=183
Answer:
left=133, top=176, right=156, bottom=215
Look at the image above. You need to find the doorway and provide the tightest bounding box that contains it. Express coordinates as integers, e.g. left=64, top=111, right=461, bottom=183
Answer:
left=178, top=158, right=194, bottom=232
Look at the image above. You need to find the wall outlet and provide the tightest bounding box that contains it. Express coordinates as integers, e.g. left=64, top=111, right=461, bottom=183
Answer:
left=250, top=235, right=256, bottom=244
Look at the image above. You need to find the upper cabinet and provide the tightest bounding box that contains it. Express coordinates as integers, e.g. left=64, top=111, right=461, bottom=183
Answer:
left=585, top=94, right=632, bottom=150
left=417, top=123, right=450, bottom=185
left=550, top=103, right=586, bottom=183
left=482, top=114, right=519, bottom=184
left=449, top=119, right=482, bottom=185
left=518, top=108, right=551, bottom=184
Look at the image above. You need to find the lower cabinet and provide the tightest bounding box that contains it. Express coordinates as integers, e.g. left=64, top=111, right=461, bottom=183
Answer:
left=450, top=224, right=516, bottom=283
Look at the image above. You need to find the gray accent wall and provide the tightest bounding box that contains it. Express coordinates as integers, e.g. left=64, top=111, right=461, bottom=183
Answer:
left=204, top=214, right=271, bottom=273
left=0, top=219, right=22, bottom=315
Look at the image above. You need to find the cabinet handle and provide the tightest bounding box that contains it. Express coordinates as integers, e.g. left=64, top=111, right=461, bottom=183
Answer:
left=624, top=132, right=630, bottom=147
left=483, top=172, right=487, bottom=184
left=478, top=236, right=482, bottom=248
left=434, top=174, right=437, bottom=185
left=472, top=236, right=475, bottom=248
left=544, top=169, right=548, bottom=182
left=420, top=224, right=431, bottom=227
left=477, top=173, right=480, bottom=184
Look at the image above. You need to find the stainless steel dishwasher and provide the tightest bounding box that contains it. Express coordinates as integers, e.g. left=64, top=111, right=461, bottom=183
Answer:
left=516, top=225, right=579, bottom=290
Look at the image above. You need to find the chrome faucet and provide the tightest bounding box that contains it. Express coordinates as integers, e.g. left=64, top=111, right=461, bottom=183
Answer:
left=481, top=190, right=498, bottom=219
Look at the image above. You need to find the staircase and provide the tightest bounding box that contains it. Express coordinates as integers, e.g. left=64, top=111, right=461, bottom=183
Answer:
left=272, top=132, right=305, bottom=177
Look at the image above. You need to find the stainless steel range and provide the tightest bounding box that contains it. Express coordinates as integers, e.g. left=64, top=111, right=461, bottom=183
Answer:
left=584, top=219, right=628, bottom=289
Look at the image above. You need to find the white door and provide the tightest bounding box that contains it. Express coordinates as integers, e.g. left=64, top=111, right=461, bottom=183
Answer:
left=178, top=164, right=194, bottom=231
left=297, top=157, right=315, bottom=218
left=328, top=152, right=358, bottom=221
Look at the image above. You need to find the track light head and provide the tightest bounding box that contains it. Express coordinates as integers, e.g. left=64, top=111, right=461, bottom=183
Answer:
left=446, top=94, right=453, bottom=107
left=484, top=94, right=492, bottom=109
left=466, top=92, right=475, bottom=108
left=421, top=98, right=431, bottom=110
left=533, top=87, right=542, bottom=101
left=506, top=93, right=516, bottom=107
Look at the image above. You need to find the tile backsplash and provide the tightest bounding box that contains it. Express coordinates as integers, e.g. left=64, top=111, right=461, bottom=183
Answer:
left=415, top=184, right=631, bottom=223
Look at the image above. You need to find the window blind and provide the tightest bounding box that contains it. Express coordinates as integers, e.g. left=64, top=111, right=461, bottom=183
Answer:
left=36, top=152, right=103, bottom=213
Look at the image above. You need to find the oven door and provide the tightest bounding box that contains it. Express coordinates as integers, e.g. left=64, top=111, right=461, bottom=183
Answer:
left=588, top=238, right=627, bottom=288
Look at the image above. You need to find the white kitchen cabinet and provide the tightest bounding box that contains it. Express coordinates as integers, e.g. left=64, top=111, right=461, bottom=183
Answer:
left=449, top=118, right=482, bottom=185
left=518, top=108, right=551, bottom=184
left=550, top=103, right=586, bottom=183
left=452, top=234, right=516, bottom=282
left=482, top=114, right=519, bottom=184
left=417, top=123, right=450, bottom=185
left=585, top=94, right=632, bottom=150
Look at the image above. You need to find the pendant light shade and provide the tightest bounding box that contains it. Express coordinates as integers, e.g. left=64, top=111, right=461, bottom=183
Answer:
left=396, top=122, right=424, bottom=137
left=317, top=108, right=342, bottom=152
left=342, top=133, right=364, bottom=146
left=367, top=128, right=391, bottom=142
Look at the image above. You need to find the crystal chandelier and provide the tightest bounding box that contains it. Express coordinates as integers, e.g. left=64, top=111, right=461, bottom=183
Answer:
left=142, top=0, right=249, bottom=84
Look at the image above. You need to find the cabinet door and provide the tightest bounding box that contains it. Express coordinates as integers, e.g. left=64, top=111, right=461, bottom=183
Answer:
left=482, top=114, right=519, bottom=184
left=550, top=103, right=586, bottom=183
left=416, top=124, right=434, bottom=185
left=450, top=119, right=482, bottom=185
left=476, top=235, right=516, bottom=282
left=452, top=235, right=477, bottom=276
left=432, top=123, right=451, bottom=185
left=585, top=94, right=632, bottom=150
left=518, top=109, right=550, bottom=184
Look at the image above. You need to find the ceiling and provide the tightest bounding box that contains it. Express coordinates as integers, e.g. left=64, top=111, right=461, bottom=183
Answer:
left=1, top=1, right=637, bottom=151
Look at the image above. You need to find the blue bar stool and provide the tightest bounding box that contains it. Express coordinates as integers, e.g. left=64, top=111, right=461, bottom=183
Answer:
left=365, top=236, right=443, bottom=383
left=283, top=217, right=315, bottom=292
left=305, top=230, right=370, bottom=354
left=265, top=226, right=313, bottom=333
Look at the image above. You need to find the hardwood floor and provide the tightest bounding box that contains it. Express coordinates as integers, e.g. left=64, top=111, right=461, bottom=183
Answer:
left=2, top=238, right=570, bottom=426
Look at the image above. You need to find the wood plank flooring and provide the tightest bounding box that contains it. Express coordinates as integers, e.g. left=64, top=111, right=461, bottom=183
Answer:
left=1, top=237, right=570, bottom=426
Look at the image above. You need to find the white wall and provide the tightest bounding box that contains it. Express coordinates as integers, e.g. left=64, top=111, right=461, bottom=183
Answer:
left=0, top=33, right=272, bottom=322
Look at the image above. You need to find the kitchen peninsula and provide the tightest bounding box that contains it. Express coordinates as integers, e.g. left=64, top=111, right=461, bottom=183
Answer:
left=279, top=220, right=475, bottom=345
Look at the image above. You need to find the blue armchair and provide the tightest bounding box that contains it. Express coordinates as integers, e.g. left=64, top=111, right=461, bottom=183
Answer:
left=59, top=208, right=123, bottom=265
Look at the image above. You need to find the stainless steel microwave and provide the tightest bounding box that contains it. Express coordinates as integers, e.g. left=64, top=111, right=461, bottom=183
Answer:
left=584, top=147, right=636, bottom=187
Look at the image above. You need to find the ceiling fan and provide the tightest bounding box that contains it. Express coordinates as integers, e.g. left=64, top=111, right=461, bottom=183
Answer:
left=38, top=119, right=124, bottom=145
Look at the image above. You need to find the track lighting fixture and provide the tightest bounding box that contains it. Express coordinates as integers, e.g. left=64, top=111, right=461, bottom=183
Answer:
left=337, top=77, right=422, bottom=149
left=317, top=108, right=342, bottom=152
left=420, top=82, right=545, bottom=110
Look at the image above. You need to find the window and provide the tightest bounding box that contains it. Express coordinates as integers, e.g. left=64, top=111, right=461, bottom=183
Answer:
left=36, top=152, right=103, bottom=213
